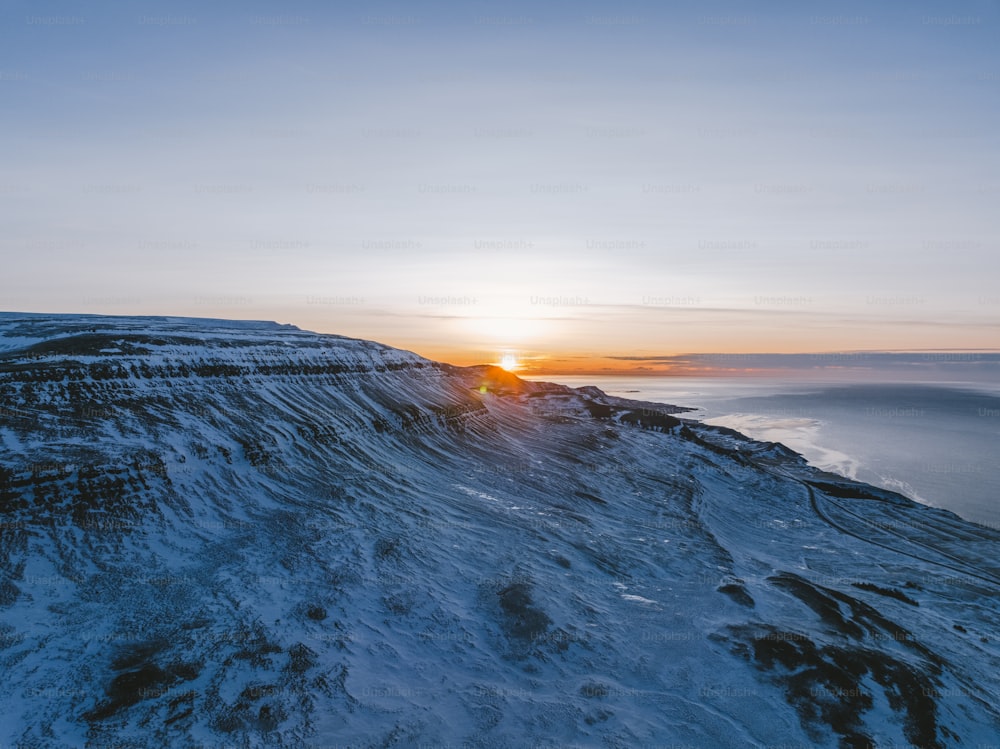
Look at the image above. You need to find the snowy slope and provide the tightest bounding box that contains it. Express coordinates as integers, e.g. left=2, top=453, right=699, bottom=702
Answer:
left=1, top=312, right=998, bottom=748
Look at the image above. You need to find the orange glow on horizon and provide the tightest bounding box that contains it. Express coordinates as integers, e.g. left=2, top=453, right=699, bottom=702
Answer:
left=499, top=353, right=518, bottom=371
left=409, top=348, right=752, bottom=376
left=324, top=326, right=1000, bottom=378
left=297, top=307, right=1000, bottom=378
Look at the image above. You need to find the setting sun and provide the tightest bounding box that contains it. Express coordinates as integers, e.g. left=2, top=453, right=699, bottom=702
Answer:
left=499, top=353, right=518, bottom=371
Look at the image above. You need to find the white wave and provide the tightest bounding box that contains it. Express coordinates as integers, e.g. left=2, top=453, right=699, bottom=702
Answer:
left=877, top=475, right=933, bottom=506
left=703, top=412, right=861, bottom=479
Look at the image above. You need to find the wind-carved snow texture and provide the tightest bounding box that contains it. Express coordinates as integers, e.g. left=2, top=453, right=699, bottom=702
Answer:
left=0, top=312, right=999, bottom=747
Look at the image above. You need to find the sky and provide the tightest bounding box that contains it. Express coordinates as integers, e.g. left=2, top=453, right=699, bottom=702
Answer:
left=2, top=0, right=998, bottom=374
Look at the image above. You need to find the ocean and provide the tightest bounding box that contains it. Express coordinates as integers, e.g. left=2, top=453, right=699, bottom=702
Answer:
left=526, top=375, right=1000, bottom=530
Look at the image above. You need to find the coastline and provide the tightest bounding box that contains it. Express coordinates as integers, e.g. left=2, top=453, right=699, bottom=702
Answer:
left=525, top=374, right=1000, bottom=530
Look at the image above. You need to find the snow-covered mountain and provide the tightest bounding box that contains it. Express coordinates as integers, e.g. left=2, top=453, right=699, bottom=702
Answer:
left=1, top=312, right=998, bottom=748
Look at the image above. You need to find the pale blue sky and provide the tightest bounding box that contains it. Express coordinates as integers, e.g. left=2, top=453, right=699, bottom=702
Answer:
left=2, top=0, right=998, bottom=370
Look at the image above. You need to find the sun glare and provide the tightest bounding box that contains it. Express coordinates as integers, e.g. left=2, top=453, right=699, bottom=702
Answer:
left=499, top=353, right=518, bottom=371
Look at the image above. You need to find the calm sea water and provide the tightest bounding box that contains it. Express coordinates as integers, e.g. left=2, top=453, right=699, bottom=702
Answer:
left=526, top=375, right=1000, bottom=529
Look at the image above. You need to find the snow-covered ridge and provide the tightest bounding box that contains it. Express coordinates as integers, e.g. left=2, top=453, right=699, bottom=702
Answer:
left=1, top=313, right=999, bottom=747
left=0, top=311, right=421, bottom=362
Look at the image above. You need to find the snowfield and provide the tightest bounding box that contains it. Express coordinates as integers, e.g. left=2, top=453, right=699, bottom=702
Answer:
left=0, top=312, right=998, bottom=748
